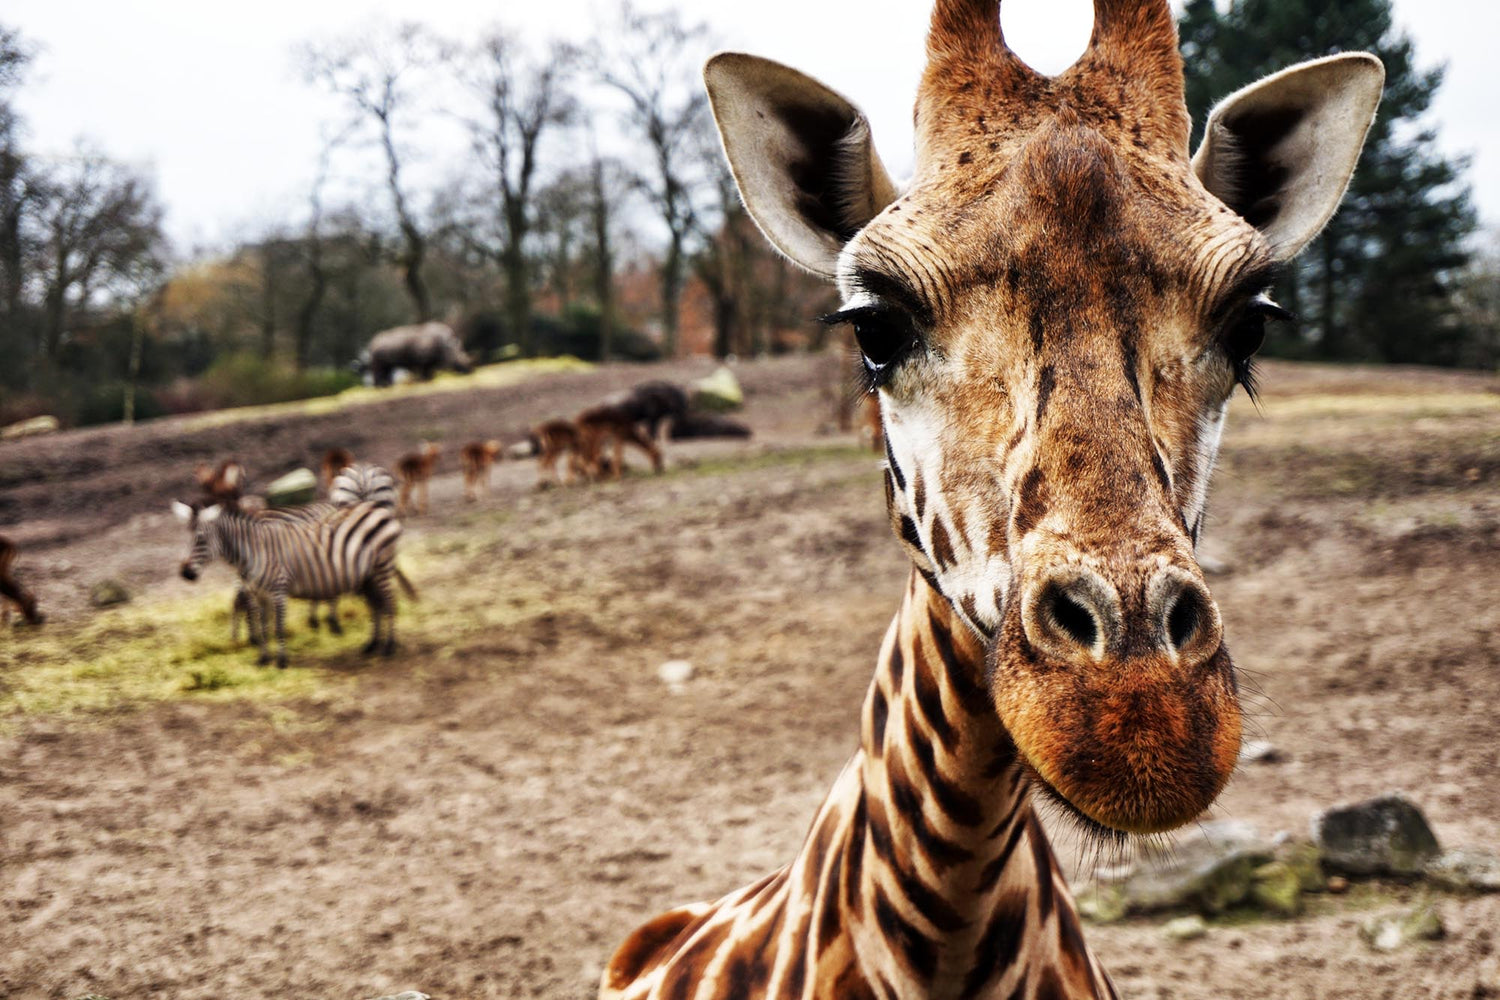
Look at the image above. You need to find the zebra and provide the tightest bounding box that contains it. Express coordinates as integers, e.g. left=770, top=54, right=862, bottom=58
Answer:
left=174, top=500, right=403, bottom=668
left=228, top=463, right=402, bottom=644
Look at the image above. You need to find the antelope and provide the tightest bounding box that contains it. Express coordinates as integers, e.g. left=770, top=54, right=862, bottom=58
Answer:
left=396, top=442, right=442, bottom=515
left=320, top=447, right=356, bottom=493
left=529, top=419, right=591, bottom=487
left=600, top=0, right=1382, bottom=996
left=576, top=402, right=664, bottom=480
left=460, top=440, right=503, bottom=501
left=193, top=459, right=248, bottom=508
left=0, top=535, right=43, bottom=627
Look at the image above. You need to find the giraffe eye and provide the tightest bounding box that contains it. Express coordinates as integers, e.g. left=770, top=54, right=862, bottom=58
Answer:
left=1223, top=296, right=1292, bottom=400
left=822, top=305, right=920, bottom=385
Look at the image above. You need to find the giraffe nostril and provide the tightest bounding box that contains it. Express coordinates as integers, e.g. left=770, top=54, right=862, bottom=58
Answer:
left=1151, top=570, right=1221, bottom=661
left=1167, top=589, right=1204, bottom=650
left=1043, top=585, right=1098, bottom=649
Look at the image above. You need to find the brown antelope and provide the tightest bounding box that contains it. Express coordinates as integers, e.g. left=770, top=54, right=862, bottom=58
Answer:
left=530, top=419, right=591, bottom=488
left=193, top=459, right=248, bottom=508
left=320, top=447, right=356, bottom=493
left=395, top=442, right=442, bottom=515
left=600, top=1, right=1382, bottom=997
left=460, top=439, right=502, bottom=501
left=0, top=535, right=43, bottom=626
left=576, top=402, right=664, bottom=480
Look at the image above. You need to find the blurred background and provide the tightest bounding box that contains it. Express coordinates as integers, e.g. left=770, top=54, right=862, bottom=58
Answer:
left=0, top=1, right=1497, bottom=998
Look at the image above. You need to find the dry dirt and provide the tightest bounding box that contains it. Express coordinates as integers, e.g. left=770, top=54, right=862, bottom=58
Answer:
left=1, top=355, right=1498, bottom=1000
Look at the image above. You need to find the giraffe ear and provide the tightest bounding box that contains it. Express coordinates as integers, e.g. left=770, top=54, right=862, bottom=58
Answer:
left=704, top=52, right=899, bottom=278
left=1193, top=53, right=1384, bottom=261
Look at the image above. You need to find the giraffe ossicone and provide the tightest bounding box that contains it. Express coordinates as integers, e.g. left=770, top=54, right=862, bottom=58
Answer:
left=602, top=0, right=1383, bottom=995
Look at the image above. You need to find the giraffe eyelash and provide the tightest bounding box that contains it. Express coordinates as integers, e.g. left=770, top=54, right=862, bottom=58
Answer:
left=821, top=305, right=921, bottom=392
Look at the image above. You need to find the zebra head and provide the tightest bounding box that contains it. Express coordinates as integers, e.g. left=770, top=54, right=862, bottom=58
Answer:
left=172, top=500, right=223, bottom=581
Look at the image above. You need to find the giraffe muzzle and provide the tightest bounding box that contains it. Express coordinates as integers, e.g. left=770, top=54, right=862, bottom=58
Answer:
left=992, top=561, right=1241, bottom=834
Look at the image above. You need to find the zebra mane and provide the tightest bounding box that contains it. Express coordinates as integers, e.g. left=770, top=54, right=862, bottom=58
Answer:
left=330, top=463, right=398, bottom=510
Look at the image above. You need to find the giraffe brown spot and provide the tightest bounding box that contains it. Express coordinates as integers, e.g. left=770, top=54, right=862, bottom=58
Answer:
left=900, top=514, right=925, bottom=554
left=886, top=750, right=974, bottom=871
left=912, top=475, right=927, bottom=523
left=1011, top=467, right=1049, bottom=537
left=843, top=794, right=867, bottom=912
left=976, top=813, right=1030, bottom=893
left=1036, top=365, right=1056, bottom=423
left=885, top=438, right=906, bottom=491
left=1034, top=965, right=1069, bottom=1000
left=958, top=150, right=973, bottom=164
left=603, top=906, right=706, bottom=990
left=960, top=888, right=1029, bottom=998
left=1027, top=811, right=1055, bottom=920
left=656, top=918, right=732, bottom=1000
left=869, top=686, right=889, bottom=752
left=905, top=704, right=984, bottom=827
left=911, top=644, right=959, bottom=752
left=873, top=885, right=939, bottom=981
left=928, top=614, right=989, bottom=710
left=929, top=517, right=956, bottom=570
left=816, top=848, right=845, bottom=951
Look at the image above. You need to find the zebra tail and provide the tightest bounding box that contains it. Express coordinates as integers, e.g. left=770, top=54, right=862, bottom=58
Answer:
left=395, top=567, right=418, bottom=601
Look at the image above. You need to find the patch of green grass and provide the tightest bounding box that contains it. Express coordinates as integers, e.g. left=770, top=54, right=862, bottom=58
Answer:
left=176, top=356, right=594, bottom=432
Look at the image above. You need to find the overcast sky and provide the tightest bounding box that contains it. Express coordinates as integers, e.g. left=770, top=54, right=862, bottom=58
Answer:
left=8, top=0, right=1498, bottom=253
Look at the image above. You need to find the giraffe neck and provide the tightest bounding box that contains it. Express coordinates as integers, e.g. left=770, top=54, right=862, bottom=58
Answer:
left=603, top=569, right=1113, bottom=999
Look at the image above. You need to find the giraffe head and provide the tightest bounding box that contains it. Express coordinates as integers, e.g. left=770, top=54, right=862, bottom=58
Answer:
left=706, top=0, right=1381, bottom=835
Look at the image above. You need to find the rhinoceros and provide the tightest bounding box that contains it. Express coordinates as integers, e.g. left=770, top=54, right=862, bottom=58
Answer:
left=360, top=322, right=474, bottom=387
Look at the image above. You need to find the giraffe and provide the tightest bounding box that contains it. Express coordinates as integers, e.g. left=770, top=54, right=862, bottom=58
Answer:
left=601, top=0, right=1383, bottom=996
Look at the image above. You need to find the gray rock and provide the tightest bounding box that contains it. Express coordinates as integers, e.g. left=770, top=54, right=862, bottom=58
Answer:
left=364, top=993, right=429, bottom=1000
left=1313, top=793, right=1441, bottom=876
left=1360, top=903, right=1444, bottom=952
left=267, top=468, right=318, bottom=508
left=657, top=659, right=694, bottom=687
left=1276, top=840, right=1328, bottom=893
left=1, top=414, right=59, bottom=439
left=1425, top=848, right=1500, bottom=893
left=1121, top=820, right=1273, bottom=915
left=1162, top=914, right=1209, bottom=941
left=88, top=579, right=131, bottom=608
left=1075, top=884, right=1128, bottom=923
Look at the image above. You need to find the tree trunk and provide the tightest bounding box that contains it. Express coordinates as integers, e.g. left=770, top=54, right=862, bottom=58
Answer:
left=1320, top=233, right=1339, bottom=358
left=122, top=310, right=144, bottom=424
left=661, top=230, right=684, bottom=358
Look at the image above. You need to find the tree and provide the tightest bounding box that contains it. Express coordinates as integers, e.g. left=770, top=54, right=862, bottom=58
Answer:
left=1180, top=0, right=1477, bottom=366
left=593, top=3, right=712, bottom=358
left=304, top=24, right=444, bottom=323
left=462, top=30, right=577, bottom=356
left=0, top=25, right=34, bottom=342
left=584, top=150, right=630, bottom=362
left=31, top=151, right=165, bottom=360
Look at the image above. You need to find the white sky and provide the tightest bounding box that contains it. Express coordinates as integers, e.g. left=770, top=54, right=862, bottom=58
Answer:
left=8, top=0, right=1499, bottom=253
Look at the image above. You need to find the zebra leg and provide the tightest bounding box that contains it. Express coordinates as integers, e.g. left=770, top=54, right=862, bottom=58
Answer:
left=326, top=596, right=343, bottom=635
left=272, top=591, right=288, bottom=669
left=307, top=600, right=320, bottom=631
left=253, top=594, right=273, bottom=666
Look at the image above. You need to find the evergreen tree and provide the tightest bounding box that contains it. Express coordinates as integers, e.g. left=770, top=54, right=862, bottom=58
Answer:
left=1180, top=0, right=1478, bottom=366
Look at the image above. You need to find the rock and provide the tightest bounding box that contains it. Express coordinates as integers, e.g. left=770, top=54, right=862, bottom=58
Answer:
left=1196, top=552, right=1232, bottom=576
left=691, top=366, right=744, bottom=412
left=1238, top=739, right=1282, bottom=764
left=267, top=468, right=318, bottom=508
left=364, top=994, right=430, bottom=1000
left=1249, top=861, right=1304, bottom=916
left=1360, top=903, right=1444, bottom=952
left=1162, top=915, right=1209, bottom=941
left=1313, top=793, right=1441, bottom=877
left=657, top=660, right=694, bottom=686
left=1277, top=840, right=1328, bottom=893
left=1121, top=820, right=1272, bottom=915
left=1327, top=875, right=1350, bottom=894
left=1425, top=848, right=1500, bottom=893
left=1, top=414, right=59, bottom=439
left=1076, top=884, right=1128, bottom=923
left=88, top=579, right=131, bottom=608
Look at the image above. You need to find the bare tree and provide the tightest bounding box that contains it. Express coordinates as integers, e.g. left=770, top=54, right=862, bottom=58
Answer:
left=303, top=24, right=443, bottom=323
left=585, top=150, right=631, bottom=362
left=0, top=26, right=34, bottom=331
left=534, top=171, right=588, bottom=314
left=593, top=3, right=711, bottom=358
left=462, top=30, right=577, bottom=356
left=32, top=151, right=165, bottom=359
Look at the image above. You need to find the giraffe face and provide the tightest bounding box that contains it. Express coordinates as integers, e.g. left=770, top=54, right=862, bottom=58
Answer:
left=705, top=0, right=1382, bottom=835
left=849, top=120, right=1256, bottom=835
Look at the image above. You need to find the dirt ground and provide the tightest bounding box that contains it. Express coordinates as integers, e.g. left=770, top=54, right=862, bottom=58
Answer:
left=1, top=354, right=1498, bottom=1000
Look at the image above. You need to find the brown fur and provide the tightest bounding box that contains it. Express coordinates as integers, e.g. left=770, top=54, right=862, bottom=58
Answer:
left=193, top=460, right=247, bottom=508
left=0, top=535, right=43, bottom=626
left=460, top=440, right=502, bottom=501
left=395, top=443, right=441, bottom=515
left=530, top=420, right=590, bottom=488
left=575, top=403, right=664, bottom=480
left=319, top=447, right=355, bottom=493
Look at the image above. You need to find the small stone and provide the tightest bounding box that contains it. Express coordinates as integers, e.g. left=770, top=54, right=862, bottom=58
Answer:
left=364, top=994, right=429, bottom=1000
left=1313, top=793, right=1441, bottom=876
left=1425, top=848, right=1500, bottom=893
left=1076, top=884, right=1128, bottom=923
left=1196, top=552, right=1232, bottom=576
left=1249, top=861, right=1304, bottom=916
left=1162, top=915, right=1209, bottom=941
left=691, top=366, right=744, bottom=412
left=1238, top=739, right=1282, bottom=764
left=1277, top=841, right=1328, bottom=892
left=1327, top=875, right=1350, bottom=894
left=267, top=468, right=318, bottom=507
left=1360, top=903, right=1444, bottom=952
left=1120, top=820, right=1271, bottom=915
left=657, top=660, right=694, bottom=686
left=89, top=579, right=131, bottom=608
left=1, top=414, right=59, bottom=439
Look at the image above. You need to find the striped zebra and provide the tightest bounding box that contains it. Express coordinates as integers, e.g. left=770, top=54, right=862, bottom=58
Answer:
left=173, top=500, right=402, bottom=667
left=229, top=463, right=403, bottom=644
